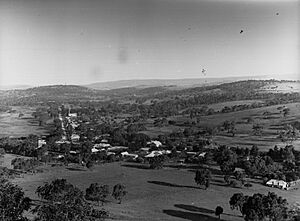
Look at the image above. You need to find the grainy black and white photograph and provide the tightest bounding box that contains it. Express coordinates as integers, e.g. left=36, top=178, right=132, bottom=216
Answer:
left=0, top=0, right=299, bottom=220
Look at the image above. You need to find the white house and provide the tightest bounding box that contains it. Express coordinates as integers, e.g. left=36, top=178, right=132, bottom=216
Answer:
left=121, top=151, right=139, bottom=160
left=55, top=140, right=70, bottom=144
left=91, top=147, right=100, bottom=153
left=37, top=139, right=46, bottom=149
left=145, top=150, right=171, bottom=158
left=69, top=113, right=77, bottom=118
left=198, top=152, right=207, bottom=158
left=147, top=140, right=162, bottom=148
left=266, top=179, right=289, bottom=190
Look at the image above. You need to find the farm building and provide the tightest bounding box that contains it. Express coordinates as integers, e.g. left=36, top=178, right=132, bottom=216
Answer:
left=266, top=179, right=289, bottom=190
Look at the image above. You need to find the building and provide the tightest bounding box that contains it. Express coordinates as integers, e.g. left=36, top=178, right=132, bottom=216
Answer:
left=147, top=140, right=162, bottom=148
left=68, top=112, right=78, bottom=118
left=37, top=139, right=46, bottom=149
left=266, top=179, right=289, bottom=190
left=71, top=134, right=80, bottom=142
left=121, top=151, right=139, bottom=160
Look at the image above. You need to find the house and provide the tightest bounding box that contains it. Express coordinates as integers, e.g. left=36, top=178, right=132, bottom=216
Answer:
left=266, top=179, right=289, bottom=190
left=144, top=150, right=170, bottom=158
left=71, top=134, right=80, bottom=142
left=147, top=140, right=162, bottom=148
left=107, top=146, right=129, bottom=152
left=121, top=151, right=139, bottom=160
left=55, top=140, right=70, bottom=144
left=198, top=152, right=207, bottom=158
left=91, top=147, right=100, bottom=153
left=69, top=150, right=78, bottom=154
left=93, top=143, right=111, bottom=149
left=186, top=152, right=197, bottom=156
left=37, top=139, right=46, bottom=149
left=69, top=113, right=77, bottom=118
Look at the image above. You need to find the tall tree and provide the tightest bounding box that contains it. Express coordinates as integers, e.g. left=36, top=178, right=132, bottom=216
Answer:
left=85, top=183, right=110, bottom=206
left=112, top=184, right=127, bottom=204
left=194, top=169, right=212, bottom=189
left=215, top=146, right=237, bottom=175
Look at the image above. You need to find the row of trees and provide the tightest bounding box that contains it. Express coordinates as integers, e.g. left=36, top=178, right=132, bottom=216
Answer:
left=0, top=178, right=117, bottom=221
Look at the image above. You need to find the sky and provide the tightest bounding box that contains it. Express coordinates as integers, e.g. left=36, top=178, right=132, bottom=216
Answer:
left=0, top=0, right=299, bottom=86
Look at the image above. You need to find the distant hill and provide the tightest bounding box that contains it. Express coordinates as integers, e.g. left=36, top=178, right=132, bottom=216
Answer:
left=84, top=76, right=266, bottom=90
left=0, top=84, right=32, bottom=90
left=1, top=79, right=298, bottom=106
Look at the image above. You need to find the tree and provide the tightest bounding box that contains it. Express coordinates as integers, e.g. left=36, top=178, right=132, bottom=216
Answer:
left=129, top=133, right=150, bottom=150
left=278, top=124, right=300, bottom=144
left=34, top=179, right=108, bottom=221
left=149, top=155, right=165, bottom=169
left=215, top=146, right=237, bottom=175
left=86, top=161, right=94, bottom=170
left=282, top=108, right=290, bottom=117
left=223, top=120, right=236, bottom=136
left=85, top=183, right=110, bottom=206
left=112, top=184, right=127, bottom=204
left=281, top=145, right=295, bottom=164
left=0, top=179, right=31, bottom=221
left=250, top=145, right=259, bottom=157
left=229, top=192, right=288, bottom=221
left=234, top=171, right=245, bottom=185
left=252, top=124, right=263, bottom=136
left=215, top=206, right=224, bottom=220
left=194, top=169, right=212, bottom=189
left=229, top=193, right=245, bottom=212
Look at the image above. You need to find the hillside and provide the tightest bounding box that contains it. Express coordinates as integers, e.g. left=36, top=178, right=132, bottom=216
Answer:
left=84, top=76, right=265, bottom=90
left=0, top=80, right=299, bottom=107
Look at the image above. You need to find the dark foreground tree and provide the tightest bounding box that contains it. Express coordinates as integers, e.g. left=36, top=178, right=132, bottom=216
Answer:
left=194, top=169, right=211, bottom=189
left=229, top=192, right=288, bottom=221
left=33, top=179, right=108, bottom=221
left=86, top=183, right=110, bottom=206
left=215, top=206, right=224, bottom=220
left=229, top=193, right=246, bottom=212
left=0, top=179, right=31, bottom=221
left=112, top=184, right=127, bottom=204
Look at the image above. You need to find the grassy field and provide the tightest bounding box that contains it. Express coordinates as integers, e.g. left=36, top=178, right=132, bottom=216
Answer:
left=12, top=162, right=300, bottom=221
left=166, top=102, right=300, bottom=151
left=0, top=106, right=49, bottom=138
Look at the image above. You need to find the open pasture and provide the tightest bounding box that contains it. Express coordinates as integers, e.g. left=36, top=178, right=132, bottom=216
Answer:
left=167, top=102, right=300, bottom=151
left=13, top=162, right=300, bottom=221
left=0, top=106, right=49, bottom=138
